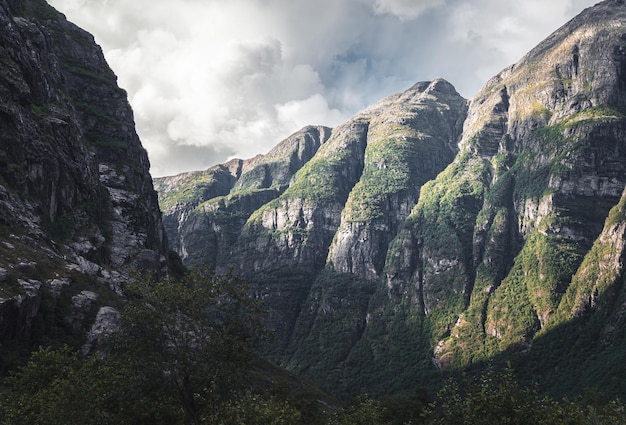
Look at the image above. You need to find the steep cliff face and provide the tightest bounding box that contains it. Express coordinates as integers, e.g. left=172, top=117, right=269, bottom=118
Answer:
left=0, top=0, right=167, bottom=354
left=158, top=0, right=626, bottom=400
left=159, top=80, right=468, bottom=363
left=327, top=79, right=467, bottom=281
left=155, top=125, right=332, bottom=266
left=404, top=0, right=626, bottom=366
left=154, top=159, right=245, bottom=264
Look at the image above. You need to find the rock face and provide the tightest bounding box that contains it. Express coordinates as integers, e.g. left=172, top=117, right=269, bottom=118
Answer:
left=159, top=80, right=469, bottom=373
left=158, top=0, right=626, bottom=399
left=0, top=0, right=167, bottom=353
left=415, top=0, right=626, bottom=365
left=155, top=125, right=332, bottom=266
left=326, top=79, right=467, bottom=280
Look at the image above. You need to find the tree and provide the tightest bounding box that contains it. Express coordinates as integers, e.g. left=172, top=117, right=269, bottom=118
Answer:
left=211, top=392, right=302, bottom=425
left=110, top=267, right=265, bottom=424
left=0, top=346, right=128, bottom=425
left=328, top=396, right=386, bottom=425
left=425, top=366, right=626, bottom=425
left=0, top=267, right=266, bottom=425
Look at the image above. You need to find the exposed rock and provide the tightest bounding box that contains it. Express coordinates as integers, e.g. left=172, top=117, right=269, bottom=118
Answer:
left=157, top=0, right=626, bottom=399
left=0, top=0, right=167, bottom=350
left=155, top=125, right=332, bottom=266
left=158, top=79, right=468, bottom=362
left=67, top=255, right=100, bottom=275
left=66, top=290, right=99, bottom=329
left=391, top=0, right=626, bottom=369
left=132, top=249, right=165, bottom=275
left=0, top=279, right=42, bottom=345
left=2, top=0, right=622, bottom=403
left=47, top=277, right=71, bottom=297
left=328, top=79, right=468, bottom=281
left=82, top=306, right=121, bottom=355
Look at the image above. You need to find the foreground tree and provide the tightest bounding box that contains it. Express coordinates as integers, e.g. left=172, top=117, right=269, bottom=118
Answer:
left=427, top=366, right=626, bottom=425
left=113, top=267, right=265, bottom=424
left=0, top=267, right=267, bottom=425
left=0, top=346, right=126, bottom=425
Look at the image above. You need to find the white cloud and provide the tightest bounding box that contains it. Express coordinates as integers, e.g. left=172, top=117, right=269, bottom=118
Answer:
left=372, top=0, right=446, bottom=20
left=446, top=0, right=588, bottom=83
left=276, top=94, right=348, bottom=131
left=47, top=0, right=598, bottom=177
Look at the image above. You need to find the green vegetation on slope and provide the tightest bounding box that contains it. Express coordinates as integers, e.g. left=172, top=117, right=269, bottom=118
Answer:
left=157, top=169, right=236, bottom=212
left=345, top=136, right=417, bottom=222
left=284, top=270, right=377, bottom=395
left=344, top=133, right=453, bottom=222
left=270, top=121, right=368, bottom=206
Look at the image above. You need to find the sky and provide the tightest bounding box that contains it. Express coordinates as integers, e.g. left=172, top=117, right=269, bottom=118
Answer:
left=47, top=0, right=599, bottom=177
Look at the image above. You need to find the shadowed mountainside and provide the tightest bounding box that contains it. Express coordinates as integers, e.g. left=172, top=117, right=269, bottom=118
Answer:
left=0, top=0, right=167, bottom=358
left=157, top=0, right=626, bottom=398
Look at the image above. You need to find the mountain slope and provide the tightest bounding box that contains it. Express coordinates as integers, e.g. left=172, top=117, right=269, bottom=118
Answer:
left=155, top=125, right=331, bottom=267
left=0, top=0, right=167, bottom=357
left=158, top=79, right=470, bottom=385
left=420, top=0, right=626, bottom=367
left=158, top=0, right=626, bottom=400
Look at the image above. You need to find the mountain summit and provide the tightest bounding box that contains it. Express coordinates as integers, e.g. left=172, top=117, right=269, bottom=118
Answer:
left=1, top=0, right=625, bottom=404
left=157, top=0, right=626, bottom=398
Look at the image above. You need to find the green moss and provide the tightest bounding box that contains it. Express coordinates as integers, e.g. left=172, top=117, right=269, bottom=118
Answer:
left=231, top=161, right=291, bottom=194
left=605, top=195, right=626, bottom=228
left=75, top=102, right=122, bottom=127
left=22, top=0, right=59, bottom=20
left=386, top=153, right=488, bottom=354
left=484, top=230, right=583, bottom=350
left=344, top=137, right=414, bottom=221
left=530, top=101, right=553, bottom=121
left=512, top=124, right=573, bottom=201
left=511, top=105, right=622, bottom=203
left=339, top=289, right=436, bottom=398
left=486, top=260, right=540, bottom=350
left=562, top=107, right=625, bottom=127
left=553, top=194, right=626, bottom=324
left=285, top=156, right=345, bottom=203
left=246, top=129, right=366, bottom=230
left=284, top=270, right=376, bottom=395
left=279, top=125, right=367, bottom=205
left=512, top=159, right=552, bottom=201
left=158, top=172, right=226, bottom=212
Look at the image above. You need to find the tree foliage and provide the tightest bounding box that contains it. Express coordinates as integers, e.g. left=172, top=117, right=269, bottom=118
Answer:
left=2, top=269, right=625, bottom=424
left=0, top=267, right=271, bottom=425
left=114, top=267, right=265, bottom=423
left=426, top=366, right=626, bottom=425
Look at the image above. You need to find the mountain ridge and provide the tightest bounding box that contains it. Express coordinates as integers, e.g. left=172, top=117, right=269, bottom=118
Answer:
left=157, top=0, right=626, bottom=398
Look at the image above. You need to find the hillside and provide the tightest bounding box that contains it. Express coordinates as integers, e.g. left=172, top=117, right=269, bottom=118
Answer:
left=0, top=0, right=168, bottom=363
left=157, top=0, right=626, bottom=399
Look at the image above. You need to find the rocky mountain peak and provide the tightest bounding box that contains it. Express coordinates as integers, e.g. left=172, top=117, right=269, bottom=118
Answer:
left=157, top=0, right=626, bottom=399
left=2, top=0, right=626, bottom=404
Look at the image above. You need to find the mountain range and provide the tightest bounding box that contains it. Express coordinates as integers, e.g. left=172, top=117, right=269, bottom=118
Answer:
left=1, top=0, right=626, bottom=402
left=156, top=0, right=626, bottom=398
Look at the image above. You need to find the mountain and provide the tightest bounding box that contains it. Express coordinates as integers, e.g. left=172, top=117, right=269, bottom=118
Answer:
left=158, top=0, right=626, bottom=399
left=0, top=0, right=168, bottom=361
